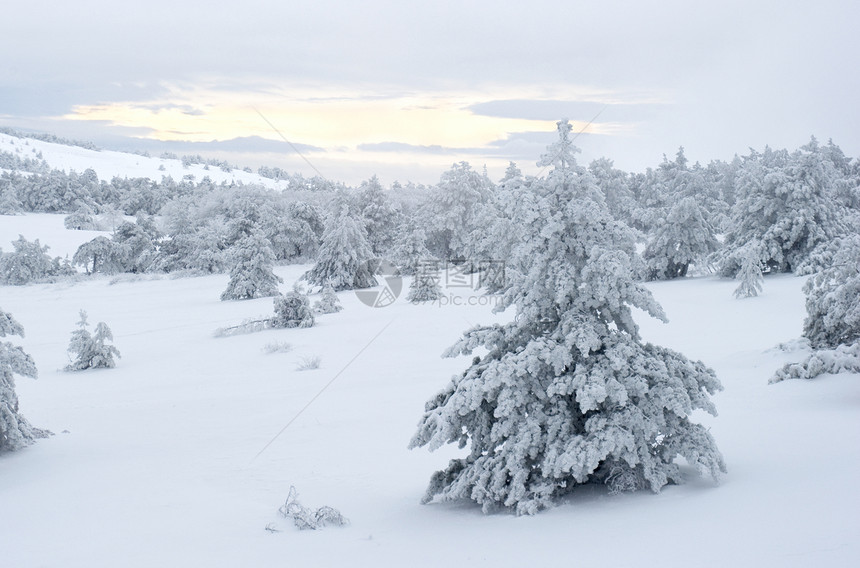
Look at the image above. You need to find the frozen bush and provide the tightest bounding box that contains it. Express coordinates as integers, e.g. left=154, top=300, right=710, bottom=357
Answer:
left=272, top=292, right=315, bottom=329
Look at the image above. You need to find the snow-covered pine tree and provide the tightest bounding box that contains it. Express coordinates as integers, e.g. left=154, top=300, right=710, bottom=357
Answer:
left=772, top=234, right=860, bottom=382
left=389, top=226, right=434, bottom=276
left=733, top=246, right=764, bottom=299
left=0, top=181, right=24, bottom=215
left=73, top=235, right=126, bottom=275
left=801, top=234, right=860, bottom=349
left=65, top=311, right=120, bottom=371
left=1, top=308, right=49, bottom=452
left=472, top=162, right=548, bottom=294
left=0, top=235, right=67, bottom=285
left=313, top=282, right=343, bottom=315
left=272, top=292, right=315, bottom=328
left=632, top=149, right=728, bottom=239
left=304, top=206, right=377, bottom=291
left=64, top=204, right=97, bottom=230
left=152, top=218, right=229, bottom=274
left=410, top=120, right=726, bottom=515
left=359, top=175, right=401, bottom=256
left=268, top=202, right=324, bottom=262
left=643, top=196, right=719, bottom=280
left=422, top=161, right=492, bottom=260
left=220, top=229, right=283, bottom=301
left=588, top=157, right=635, bottom=223
left=110, top=216, right=160, bottom=273
left=406, top=263, right=443, bottom=303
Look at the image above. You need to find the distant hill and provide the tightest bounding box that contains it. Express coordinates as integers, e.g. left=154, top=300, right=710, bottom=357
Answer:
left=0, top=130, right=286, bottom=190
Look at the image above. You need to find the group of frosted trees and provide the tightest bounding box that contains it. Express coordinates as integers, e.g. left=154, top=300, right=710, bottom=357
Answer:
left=0, top=235, right=74, bottom=285
left=715, top=140, right=858, bottom=297
left=4, top=124, right=857, bottom=301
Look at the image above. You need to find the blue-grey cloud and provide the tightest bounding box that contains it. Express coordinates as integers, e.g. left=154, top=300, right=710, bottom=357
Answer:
left=467, top=100, right=665, bottom=124
left=0, top=82, right=172, bottom=117
left=105, top=136, right=324, bottom=156
left=358, top=132, right=559, bottom=161
left=134, top=103, right=206, bottom=116
left=357, top=141, right=452, bottom=155
left=487, top=131, right=558, bottom=147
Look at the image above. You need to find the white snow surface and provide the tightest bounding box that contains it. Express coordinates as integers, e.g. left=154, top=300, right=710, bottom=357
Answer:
left=0, top=132, right=285, bottom=189
left=1, top=215, right=858, bottom=567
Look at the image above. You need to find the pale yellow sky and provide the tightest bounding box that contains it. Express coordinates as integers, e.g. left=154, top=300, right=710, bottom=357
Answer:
left=58, top=83, right=642, bottom=182
left=63, top=84, right=627, bottom=150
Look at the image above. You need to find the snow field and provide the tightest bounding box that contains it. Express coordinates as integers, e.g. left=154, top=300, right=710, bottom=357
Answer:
left=0, top=215, right=858, bottom=567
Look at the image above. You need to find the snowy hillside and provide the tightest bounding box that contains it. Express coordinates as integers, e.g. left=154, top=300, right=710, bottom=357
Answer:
left=0, top=131, right=285, bottom=189
left=1, top=215, right=858, bottom=567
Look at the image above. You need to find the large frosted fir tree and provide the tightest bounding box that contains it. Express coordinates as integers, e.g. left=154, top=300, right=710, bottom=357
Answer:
left=304, top=206, right=377, bottom=291
left=410, top=120, right=726, bottom=515
left=1, top=309, right=49, bottom=452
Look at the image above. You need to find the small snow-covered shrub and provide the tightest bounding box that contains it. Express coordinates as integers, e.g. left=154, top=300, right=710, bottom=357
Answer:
left=312, top=283, right=343, bottom=315
left=64, top=207, right=98, bottom=230
left=771, top=342, right=860, bottom=383
left=215, top=293, right=316, bottom=339
left=272, top=292, right=315, bottom=329
left=65, top=311, right=120, bottom=371
left=733, top=248, right=764, bottom=299
left=406, top=269, right=442, bottom=303
left=295, top=355, right=321, bottom=371
left=214, top=317, right=271, bottom=338
left=262, top=341, right=293, bottom=354
left=278, top=486, right=348, bottom=530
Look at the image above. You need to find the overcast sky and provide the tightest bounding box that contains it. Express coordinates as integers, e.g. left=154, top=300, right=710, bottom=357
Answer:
left=2, top=0, right=858, bottom=185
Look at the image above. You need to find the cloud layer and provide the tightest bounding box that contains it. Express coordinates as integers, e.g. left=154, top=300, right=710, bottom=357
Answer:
left=2, top=0, right=858, bottom=184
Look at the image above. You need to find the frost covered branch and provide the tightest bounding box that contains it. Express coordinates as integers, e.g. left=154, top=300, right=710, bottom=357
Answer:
left=278, top=486, right=348, bottom=530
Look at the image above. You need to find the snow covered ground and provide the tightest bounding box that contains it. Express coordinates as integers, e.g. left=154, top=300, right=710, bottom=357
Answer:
left=1, top=215, right=858, bottom=567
